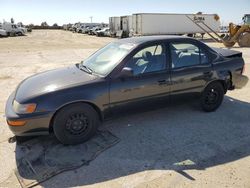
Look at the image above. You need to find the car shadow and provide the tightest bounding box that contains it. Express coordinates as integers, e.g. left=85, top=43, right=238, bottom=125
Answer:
left=15, top=95, right=250, bottom=187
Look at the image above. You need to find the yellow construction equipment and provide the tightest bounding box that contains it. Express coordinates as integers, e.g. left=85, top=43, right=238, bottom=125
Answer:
left=187, top=14, right=250, bottom=48
left=222, top=14, right=250, bottom=47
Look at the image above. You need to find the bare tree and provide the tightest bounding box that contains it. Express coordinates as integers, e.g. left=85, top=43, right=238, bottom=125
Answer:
left=41, top=22, right=48, bottom=27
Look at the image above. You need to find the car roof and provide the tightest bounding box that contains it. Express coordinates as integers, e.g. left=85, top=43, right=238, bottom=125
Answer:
left=117, top=35, right=191, bottom=45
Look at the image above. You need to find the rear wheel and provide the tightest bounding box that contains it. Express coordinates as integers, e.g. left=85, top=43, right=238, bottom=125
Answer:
left=238, top=32, right=250, bottom=47
left=200, top=82, right=224, bottom=112
left=53, top=103, right=99, bottom=145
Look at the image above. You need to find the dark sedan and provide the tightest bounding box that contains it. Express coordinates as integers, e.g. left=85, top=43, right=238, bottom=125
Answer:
left=5, top=36, right=248, bottom=145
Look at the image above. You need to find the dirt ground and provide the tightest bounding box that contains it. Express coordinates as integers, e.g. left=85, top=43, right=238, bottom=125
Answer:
left=0, top=30, right=250, bottom=188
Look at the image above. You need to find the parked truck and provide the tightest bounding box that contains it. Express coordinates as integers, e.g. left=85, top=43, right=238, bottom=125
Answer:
left=0, top=22, right=27, bottom=36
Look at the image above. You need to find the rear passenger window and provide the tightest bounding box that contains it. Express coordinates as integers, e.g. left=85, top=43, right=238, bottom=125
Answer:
left=170, top=43, right=209, bottom=68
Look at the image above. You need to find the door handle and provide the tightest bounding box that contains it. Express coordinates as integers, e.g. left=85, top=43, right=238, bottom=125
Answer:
left=158, top=80, right=167, bottom=85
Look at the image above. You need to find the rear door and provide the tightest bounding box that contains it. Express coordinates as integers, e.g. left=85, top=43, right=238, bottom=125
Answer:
left=169, top=41, right=213, bottom=98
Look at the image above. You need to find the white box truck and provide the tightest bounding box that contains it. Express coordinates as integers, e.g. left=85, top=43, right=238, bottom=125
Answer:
left=131, top=13, right=220, bottom=36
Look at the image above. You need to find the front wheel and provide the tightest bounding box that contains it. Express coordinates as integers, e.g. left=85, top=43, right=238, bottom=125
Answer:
left=53, top=103, right=100, bottom=145
left=200, top=82, right=225, bottom=112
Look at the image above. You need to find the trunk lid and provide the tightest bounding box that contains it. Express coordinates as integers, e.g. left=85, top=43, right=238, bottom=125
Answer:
left=212, top=47, right=242, bottom=58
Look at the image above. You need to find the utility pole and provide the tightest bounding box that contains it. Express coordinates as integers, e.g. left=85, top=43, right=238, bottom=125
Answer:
left=90, top=16, right=93, bottom=23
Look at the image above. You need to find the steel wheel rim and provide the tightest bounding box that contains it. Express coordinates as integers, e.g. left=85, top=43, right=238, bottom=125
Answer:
left=65, top=113, right=89, bottom=135
left=205, top=88, right=219, bottom=105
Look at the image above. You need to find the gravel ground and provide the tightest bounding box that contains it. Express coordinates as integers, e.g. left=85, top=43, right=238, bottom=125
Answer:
left=0, top=30, right=249, bottom=188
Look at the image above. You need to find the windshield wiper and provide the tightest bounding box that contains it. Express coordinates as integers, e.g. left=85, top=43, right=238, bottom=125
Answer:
left=78, top=63, right=93, bottom=74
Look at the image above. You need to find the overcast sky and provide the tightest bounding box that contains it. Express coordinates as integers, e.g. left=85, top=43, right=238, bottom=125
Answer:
left=1, top=0, right=249, bottom=25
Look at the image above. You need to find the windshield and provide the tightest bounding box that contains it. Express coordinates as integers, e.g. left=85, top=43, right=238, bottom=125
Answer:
left=81, top=42, right=135, bottom=76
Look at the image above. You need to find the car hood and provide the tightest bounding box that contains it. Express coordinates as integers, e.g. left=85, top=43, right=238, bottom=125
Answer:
left=15, top=65, right=98, bottom=102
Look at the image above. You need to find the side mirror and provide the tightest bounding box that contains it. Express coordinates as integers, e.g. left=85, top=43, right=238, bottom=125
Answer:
left=119, top=67, right=133, bottom=78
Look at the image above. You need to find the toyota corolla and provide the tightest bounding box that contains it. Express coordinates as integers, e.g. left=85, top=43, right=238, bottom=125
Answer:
left=5, top=36, right=248, bottom=145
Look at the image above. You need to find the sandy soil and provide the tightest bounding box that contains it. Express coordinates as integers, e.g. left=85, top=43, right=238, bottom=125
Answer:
left=0, top=30, right=249, bottom=188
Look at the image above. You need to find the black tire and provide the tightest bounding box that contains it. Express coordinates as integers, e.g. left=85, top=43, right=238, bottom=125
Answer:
left=238, top=32, right=250, bottom=47
left=53, top=103, right=100, bottom=145
left=200, top=82, right=224, bottom=112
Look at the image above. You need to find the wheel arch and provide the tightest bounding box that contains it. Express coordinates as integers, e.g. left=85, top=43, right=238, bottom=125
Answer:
left=203, top=79, right=229, bottom=94
left=49, top=101, right=103, bottom=133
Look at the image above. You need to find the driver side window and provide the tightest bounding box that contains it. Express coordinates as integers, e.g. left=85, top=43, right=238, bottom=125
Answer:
left=126, top=44, right=166, bottom=75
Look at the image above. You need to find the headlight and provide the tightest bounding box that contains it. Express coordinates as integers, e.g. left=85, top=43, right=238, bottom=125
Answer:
left=13, top=100, right=37, bottom=114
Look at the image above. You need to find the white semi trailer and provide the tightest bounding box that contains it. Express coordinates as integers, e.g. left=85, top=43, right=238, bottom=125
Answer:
left=131, top=13, right=220, bottom=36
left=109, top=17, right=121, bottom=36
left=120, top=15, right=133, bottom=37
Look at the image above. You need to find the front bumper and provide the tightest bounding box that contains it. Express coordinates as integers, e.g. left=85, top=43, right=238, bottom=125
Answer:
left=5, top=93, right=52, bottom=136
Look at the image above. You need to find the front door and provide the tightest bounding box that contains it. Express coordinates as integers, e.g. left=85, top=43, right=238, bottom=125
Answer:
left=109, top=43, right=171, bottom=114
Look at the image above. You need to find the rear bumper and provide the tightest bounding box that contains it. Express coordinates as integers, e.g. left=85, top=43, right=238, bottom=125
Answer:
left=232, top=74, right=249, bottom=89
left=5, top=93, right=52, bottom=136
